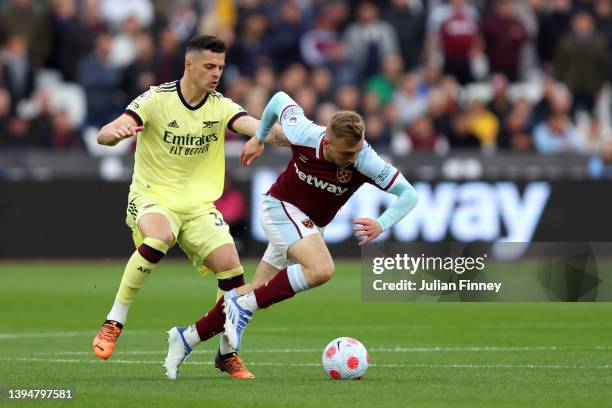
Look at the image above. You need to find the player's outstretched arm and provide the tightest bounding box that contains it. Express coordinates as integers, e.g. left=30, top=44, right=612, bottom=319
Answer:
left=354, top=177, right=418, bottom=245
left=353, top=175, right=418, bottom=245
left=97, top=114, right=144, bottom=146
left=234, top=113, right=290, bottom=166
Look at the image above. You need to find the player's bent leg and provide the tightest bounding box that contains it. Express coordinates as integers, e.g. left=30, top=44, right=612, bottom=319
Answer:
left=202, top=244, right=255, bottom=379
left=249, top=260, right=281, bottom=291
left=94, top=213, right=174, bottom=360
left=287, top=234, right=335, bottom=288
left=224, top=235, right=333, bottom=350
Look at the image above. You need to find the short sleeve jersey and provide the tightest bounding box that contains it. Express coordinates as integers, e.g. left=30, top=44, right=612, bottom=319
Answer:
left=267, top=103, right=400, bottom=227
left=125, top=80, right=247, bottom=213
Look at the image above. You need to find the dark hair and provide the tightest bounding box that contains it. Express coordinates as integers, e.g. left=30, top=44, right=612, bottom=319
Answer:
left=186, top=35, right=227, bottom=55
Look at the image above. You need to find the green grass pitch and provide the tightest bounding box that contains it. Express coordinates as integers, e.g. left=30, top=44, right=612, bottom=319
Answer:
left=1, top=261, right=612, bottom=407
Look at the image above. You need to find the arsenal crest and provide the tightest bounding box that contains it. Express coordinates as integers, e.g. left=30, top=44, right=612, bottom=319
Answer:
left=336, top=168, right=352, bottom=183
left=301, top=219, right=314, bottom=229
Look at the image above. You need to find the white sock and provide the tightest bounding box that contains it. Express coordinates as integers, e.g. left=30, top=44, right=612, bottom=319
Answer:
left=237, top=292, right=258, bottom=313
left=106, top=299, right=130, bottom=325
left=219, top=334, right=236, bottom=355
left=182, top=325, right=201, bottom=348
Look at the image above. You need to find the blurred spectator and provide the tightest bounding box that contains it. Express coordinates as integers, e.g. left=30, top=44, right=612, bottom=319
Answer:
left=427, top=0, right=480, bottom=85
left=227, top=12, right=271, bottom=77
left=365, top=53, right=403, bottom=105
left=364, top=112, right=392, bottom=148
left=531, top=79, right=572, bottom=126
left=418, top=62, right=443, bottom=96
left=482, top=0, right=527, bottom=82
left=589, top=140, right=612, bottom=178
left=46, top=110, right=83, bottom=150
left=269, top=0, right=304, bottom=71
left=316, top=102, right=339, bottom=125
left=536, top=0, right=573, bottom=68
left=109, top=16, right=141, bottom=68
left=533, top=111, right=580, bottom=154
left=407, top=115, right=442, bottom=151
left=448, top=112, right=481, bottom=148
left=580, top=117, right=612, bottom=154
left=100, top=0, right=154, bottom=31
left=154, top=26, right=183, bottom=84
left=122, top=31, right=156, bottom=101
left=1, top=35, right=34, bottom=112
left=77, top=31, right=124, bottom=127
left=0, top=0, right=51, bottom=67
left=487, top=74, right=512, bottom=124
left=393, top=73, right=428, bottom=126
left=167, top=1, right=198, bottom=44
left=48, top=0, right=94, bottom=82
left=594, top=0, right=612, bottom=81
left=427, top=87, right=456, bottom=141
left=466, top=99, right=499, bottom=148
left=344, top=1, right=400, bottom=82
left=300, top=5, right=343, bottom=67
left=381, top=0, right=425, bottom=71
left=311, top=67, right=333, bottom=102
left=279, top=63, right=308, bottom=95
left=334, top=84, right=360, bottom=112
left=554, top=11, right=608, bottom=114
left=0, top=88, right=11, bottom=146
left=295, top=87, right=318, bottom=118
left=498, top=101, right=533, bottom=151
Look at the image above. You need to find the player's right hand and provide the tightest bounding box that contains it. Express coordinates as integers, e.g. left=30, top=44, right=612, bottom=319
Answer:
left=240, top=137, right=265, bottom=166
left=113, top=125, right=144, bottom=141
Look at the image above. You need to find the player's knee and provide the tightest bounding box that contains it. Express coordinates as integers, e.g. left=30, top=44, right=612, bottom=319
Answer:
left=147, top=231, right=174, bottom=247
left=217, top=267, right=245, bottom=291
left=309, top=260, right=335, bottom=287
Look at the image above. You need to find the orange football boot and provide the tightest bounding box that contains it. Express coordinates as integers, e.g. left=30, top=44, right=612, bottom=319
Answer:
left=214, top=351, right=255, bottom=379
left=93, top=320, right=123, bottom=359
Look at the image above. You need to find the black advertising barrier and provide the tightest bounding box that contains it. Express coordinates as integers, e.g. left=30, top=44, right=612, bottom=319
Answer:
left=1, top=178, right=612, bottom=259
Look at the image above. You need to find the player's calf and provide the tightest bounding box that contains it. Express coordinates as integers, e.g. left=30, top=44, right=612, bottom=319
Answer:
left=303, top=259, right=335, bottom=288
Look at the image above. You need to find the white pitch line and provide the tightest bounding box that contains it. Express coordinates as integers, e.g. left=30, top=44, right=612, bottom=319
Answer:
left=2, top=357, right=611, bottom=370
left=2, top=322, right=610, bottom=340
left=34, top=345, right=612, bottom=357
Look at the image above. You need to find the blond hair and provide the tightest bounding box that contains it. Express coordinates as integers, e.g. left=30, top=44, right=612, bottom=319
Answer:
left=328, top=111, right=365, bottom=145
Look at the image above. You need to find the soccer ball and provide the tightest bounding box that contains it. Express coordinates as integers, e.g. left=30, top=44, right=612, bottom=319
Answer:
left=322, top=337, right=369, bottom=380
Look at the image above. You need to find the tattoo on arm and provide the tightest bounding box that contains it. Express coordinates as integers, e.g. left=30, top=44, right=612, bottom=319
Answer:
left=265, top=126, right=290, bottom=147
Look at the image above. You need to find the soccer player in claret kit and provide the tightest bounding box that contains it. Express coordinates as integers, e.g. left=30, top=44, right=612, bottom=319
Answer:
left=162, top=91, right=419, bottom=378
left=92, top=35, right=288, bottom=379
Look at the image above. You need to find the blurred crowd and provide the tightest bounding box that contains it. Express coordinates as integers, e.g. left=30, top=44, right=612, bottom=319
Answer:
left=0, top=0, right=611, bottom=156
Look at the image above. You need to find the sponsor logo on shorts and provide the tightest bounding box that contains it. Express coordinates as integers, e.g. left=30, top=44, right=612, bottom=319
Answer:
left=336, top=168, right=352, bottom=183
left=301, top=219, right=314, bottom=229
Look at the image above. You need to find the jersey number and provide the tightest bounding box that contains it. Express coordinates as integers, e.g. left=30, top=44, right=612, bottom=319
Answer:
left=210, top=212, right=225, bottom=227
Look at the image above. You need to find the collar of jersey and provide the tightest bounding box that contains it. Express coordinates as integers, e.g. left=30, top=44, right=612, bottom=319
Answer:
left=176, top=79, right=209, bottom=111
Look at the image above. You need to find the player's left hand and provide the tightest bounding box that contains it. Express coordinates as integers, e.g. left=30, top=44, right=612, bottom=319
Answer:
left=353, top=218, right=382, bottom=246
left=240, top=137, right=265, bottom=166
